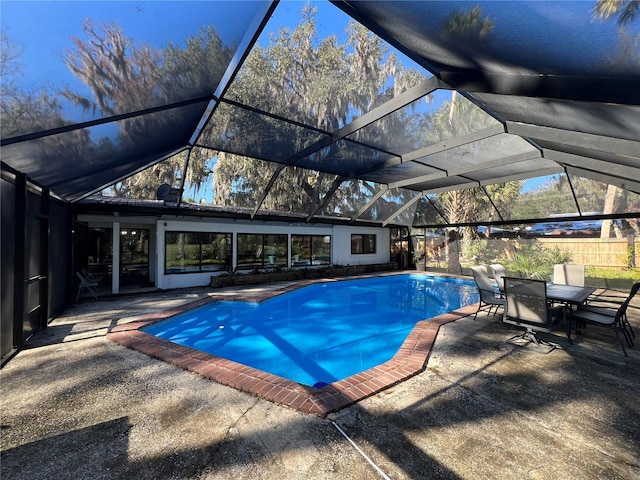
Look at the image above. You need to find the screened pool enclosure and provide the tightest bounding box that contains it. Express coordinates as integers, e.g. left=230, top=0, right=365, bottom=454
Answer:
left=2, top=1, right=639, bottom=359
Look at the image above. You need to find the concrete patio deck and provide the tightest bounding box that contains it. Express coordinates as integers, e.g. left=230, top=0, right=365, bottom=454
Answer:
left=2, top=278, right=639, bottom=479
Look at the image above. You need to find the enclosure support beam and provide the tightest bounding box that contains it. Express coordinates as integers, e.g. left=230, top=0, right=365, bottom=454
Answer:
left=39, top=188, right=50, bottom=329
left=306, top=176, right=346, bottom=222
left=112, top=222, right=120, bottom=295
left=251, top=164, right=286, bottom=219
left=350, top=186, right=388, bottom=222
left=382, top=193, right=423, bottom=227
left=13, top=173, right=26, bottom=350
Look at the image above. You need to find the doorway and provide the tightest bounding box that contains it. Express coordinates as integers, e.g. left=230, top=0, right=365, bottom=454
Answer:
left=119, top=228, right=150, bottom=290
left=390, top=227, right=410, bottom=270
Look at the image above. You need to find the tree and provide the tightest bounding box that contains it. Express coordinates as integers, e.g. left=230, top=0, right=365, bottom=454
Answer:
left=485, top=181, right=523, bottom=225
left=64, top=19, right=162, bottom=119
left=1, top=30, right=60, bottom=137
left=590, top=1, right=640, bottom=237
left=204, top=4, right=428, bottom=213
left=1, top=29, right=94, bottom=167
left=418, top=5, right=525, bottom=272
left=0, top=29, right=23, bottom=134
left=63, top=20, right=234, bottom=199
left=441, top=5, right=494, bottom=43
left=591, top=1, right=640, bottom=72
left=593, top=0, right=640, bottom=25
left=419, top=90, right=517, bottom=272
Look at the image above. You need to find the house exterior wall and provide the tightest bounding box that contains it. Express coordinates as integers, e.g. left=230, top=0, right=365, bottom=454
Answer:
left=78, top=215, right=157, bottom=294
left=332, top=225, right=391, bottom=266
left=157, top=218, right=390, bottom=289
left=78, top=214, right=391, bottom=291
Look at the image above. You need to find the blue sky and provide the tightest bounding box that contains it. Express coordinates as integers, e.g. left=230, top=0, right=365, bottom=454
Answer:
left=5, top=0, right=632, bottom=111
left=4, top=0, right=635, bottom=91
left=2, top=1, right=262, bottom=91
left=3, top=0, right=634, bottom=200
left=2, top=1, right=358, bottom=84
left=1, top=0, right=435, bottom=127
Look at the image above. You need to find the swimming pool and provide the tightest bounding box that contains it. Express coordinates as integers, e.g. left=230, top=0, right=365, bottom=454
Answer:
left=143, top=274, right=478, bottom=387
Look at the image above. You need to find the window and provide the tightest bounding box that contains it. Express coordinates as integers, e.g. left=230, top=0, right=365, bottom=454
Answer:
left=237, top=233, right=287, bottom=269
left=165, top=232, right=231, bottom=273
left=351, top=234, right=376, bottom=254
left=291, top=235, right=331, bottom=266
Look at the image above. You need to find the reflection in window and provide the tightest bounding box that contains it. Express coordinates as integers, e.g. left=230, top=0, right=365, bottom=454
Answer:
left=351, top=234, right=376, bottom=254
left=237, top=234, right=287, bottom=269
left=86, top=227, right=114, bottom=285
left=165, top=232, right=231, bottom=273
left=291, top=235, right=331, bottom=266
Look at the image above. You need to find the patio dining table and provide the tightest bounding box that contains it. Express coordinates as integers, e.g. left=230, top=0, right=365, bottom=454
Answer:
left=546, top=283, right=597, bottom=343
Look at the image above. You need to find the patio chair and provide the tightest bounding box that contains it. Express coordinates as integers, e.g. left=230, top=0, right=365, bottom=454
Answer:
left=82, top=268, right=105, bottom=284
left=503, top=276, right=564, bottom=353
left=570, top=280, right=639, bottom=357
left=489, top=263, right=506, bottom=293
left=471, top=265, right=504, bottom=320
left=553, top=264, right=585, bottom=287
left=76, top=271, right=100, bottom=301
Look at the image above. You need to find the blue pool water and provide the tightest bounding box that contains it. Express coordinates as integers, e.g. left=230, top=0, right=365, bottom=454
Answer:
left=143, top=274, right=478, bottom=387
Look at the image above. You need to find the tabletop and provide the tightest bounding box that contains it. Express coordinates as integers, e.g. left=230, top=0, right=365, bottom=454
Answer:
left=546, top=283, right=596, bottom=305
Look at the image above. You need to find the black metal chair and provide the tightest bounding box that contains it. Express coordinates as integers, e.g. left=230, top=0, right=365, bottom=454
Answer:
left=471, top=265, right=504, bottom=320
left=570, top=280, right=639, bottom=357
left=503, top=277, right=564, bottom=353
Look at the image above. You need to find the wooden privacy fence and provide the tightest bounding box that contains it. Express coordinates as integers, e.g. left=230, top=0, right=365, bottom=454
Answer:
left=537, top=237, right=638, bottom=269
left=485, top=237, right=638, bottom=270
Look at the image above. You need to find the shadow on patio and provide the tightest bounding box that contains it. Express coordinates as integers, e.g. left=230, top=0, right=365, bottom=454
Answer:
left=2, top=285, right=639, bottom=479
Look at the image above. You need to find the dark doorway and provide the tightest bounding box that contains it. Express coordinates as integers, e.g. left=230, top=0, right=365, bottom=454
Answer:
left=119, top=228, right=150, bottom=289
left=390, top=227, right=410, bottom=270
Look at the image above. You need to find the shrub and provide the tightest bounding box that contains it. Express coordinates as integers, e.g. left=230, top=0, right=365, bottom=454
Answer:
left=620, top=245, right=636, bottom=270
left=461, top=238, right=503, bottom=266
left=501, top=243, right=572, bottom=280
left=412, top=250, right=425, bottom=264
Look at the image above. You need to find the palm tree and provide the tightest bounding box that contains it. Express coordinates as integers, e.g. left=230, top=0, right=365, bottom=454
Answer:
left=593, top=0, right=640, bottom=25
left=441, top=5, right=494, bottom=42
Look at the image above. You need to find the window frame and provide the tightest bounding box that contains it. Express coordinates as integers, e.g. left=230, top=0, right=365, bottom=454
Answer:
left=291, top=234, right=331, bottom=266
left=164, top=231, right=232, bottom=274
left=351, top=233, right=376, bottom=255
left=236, top=233, right=288, bottom=270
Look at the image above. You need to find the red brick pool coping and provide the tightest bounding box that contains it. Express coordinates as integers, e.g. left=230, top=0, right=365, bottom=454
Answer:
left=107, top=274, right=478, bottom=417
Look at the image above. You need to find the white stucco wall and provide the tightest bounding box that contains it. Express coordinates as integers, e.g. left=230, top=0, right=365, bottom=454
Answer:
left=331, top=225, right=390, bottom=266
left=157, top=219, right=390, bottom=290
